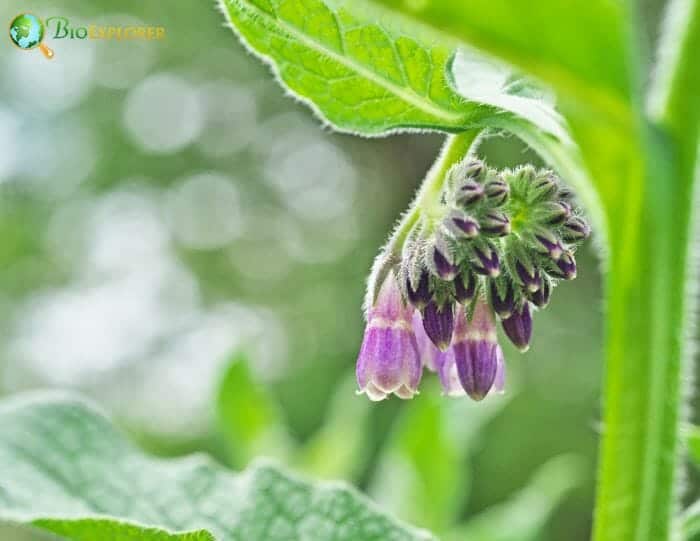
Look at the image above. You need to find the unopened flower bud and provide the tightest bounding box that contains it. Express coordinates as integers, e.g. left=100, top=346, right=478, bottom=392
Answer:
left=528, top=276, right=552, bottom=307
left=484, top=177, right=509, bottom=206
left=356, top=273, right=422, bottom=401
left=514, top=260, right=541, bottom=293
left=455, top=180, right=484, bottom=207
left=454, top=270, right=477, bottom=304
left=444, top=210, right=480, bottom=239
left=557, top=185, right=575, bottom=201
left=561, top=216, right=591, bottom=242
left=406, top=270, right=431, bottom=310
left=528, top=170, right=559, bottom=202
left=533, top=228, right=564, bottom=260
left=550, top=250, right=577, bottom=280
left=453, top=302, right=502, bottom=401
left=421, top=300, right=455, bottom=351
left=489, top=279, right=515, bottom=319
left=470, top=242, right=500, bottom=276
left=458, top=159, right=486, bottom=180
left=429, top=234, right=459, bottom=281
left=480, top=210, right=511, bottom=237
left=540, top=201, right=572, bottom=225
left=501, top=302, right=533, bottom=352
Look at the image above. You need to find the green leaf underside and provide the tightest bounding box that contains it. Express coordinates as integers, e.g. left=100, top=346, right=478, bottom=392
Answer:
left=370, top=0, right=632, bottom=121
left=448, top=49, right=569, bottom=143
left=219, top=0, right=569, bottom=139
left=0, top=393, right=435, bottom=541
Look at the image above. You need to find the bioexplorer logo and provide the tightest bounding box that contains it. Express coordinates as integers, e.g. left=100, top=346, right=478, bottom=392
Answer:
left=8, top=13, right=166, bottom=59
left=9, top=14, right=54, bottom=58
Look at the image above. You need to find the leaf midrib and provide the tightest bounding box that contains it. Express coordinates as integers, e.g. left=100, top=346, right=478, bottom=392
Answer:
left=226, top=0, right=470, bottom=126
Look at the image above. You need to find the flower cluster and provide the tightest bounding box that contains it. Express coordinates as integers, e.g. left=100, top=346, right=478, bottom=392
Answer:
left=356, top=159, right=590, bottom=401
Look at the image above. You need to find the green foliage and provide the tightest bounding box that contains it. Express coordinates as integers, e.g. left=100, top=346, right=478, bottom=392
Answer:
left=294, top=375, right=372, bottom=481
left=444, top=455, right=585, bottom=541
left=215, top=353, right=291, bottom=467
left=369, top=380, right=510, bottom=531
left=370, top=0, right=632, bottom=119
left=217, top=0, right=571, bottom=140
left=0, top=393, right=435, bottom=541
left=686, top=424, right=700, bottom=467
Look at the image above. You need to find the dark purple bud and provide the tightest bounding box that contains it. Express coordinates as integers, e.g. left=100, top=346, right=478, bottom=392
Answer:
left=533, top=229, right=564, bottom=260
left=429, top=235, right=459, bottom=281
left=480, top=210, right=511, bottom=237
left=550, top=251, right=577, bottom=280
left=453, top=301, right=500, bottom=401
left=528, top=277, right=552, bottom=308
left=561, top=216, right=591, bottom=242
left=421, top=300, right=455, bottom=351
left=541, top=201, right=572, bottom=225
left=489, top=279, right=515, bottom=319
left=484, top=177, right=509, bottom=206
left=357, top=274, right=421, bottom=401
left=406, top=271, right=431, bottom=310
left=515, top=260, right=541, bottom=293
left=455, top=180, right=484, bottom=207
left=471, top=243, right=500, bottom=277
left=432, top=248, right=458, bottom=281
left=501, top=303, right=533, bottom=352
left=454, top=271, right=477, bottom=304
left=445, top=210, right=480, bottom=239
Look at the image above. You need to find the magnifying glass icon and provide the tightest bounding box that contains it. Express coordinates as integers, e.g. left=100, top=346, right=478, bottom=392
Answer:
left=9, top=13, right=54, bottom=59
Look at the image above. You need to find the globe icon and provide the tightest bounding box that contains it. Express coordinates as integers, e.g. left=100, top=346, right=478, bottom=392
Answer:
left=8, top=13, right=54, bottom=58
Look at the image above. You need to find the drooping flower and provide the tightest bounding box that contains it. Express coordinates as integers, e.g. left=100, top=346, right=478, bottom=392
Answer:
left=356, top=158, right=590, bottom=402
left=453, top=302, right=504, bottom=400
left=356, top=272, right=422, bottom=401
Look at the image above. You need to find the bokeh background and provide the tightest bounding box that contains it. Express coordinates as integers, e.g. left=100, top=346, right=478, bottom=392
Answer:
left=0, top=1, right=681, bottom=540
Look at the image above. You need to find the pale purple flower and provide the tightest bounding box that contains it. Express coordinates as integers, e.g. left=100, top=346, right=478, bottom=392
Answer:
left=356, top=272, right=422, bottom=401
left=413, top=311, right=442, bottom=372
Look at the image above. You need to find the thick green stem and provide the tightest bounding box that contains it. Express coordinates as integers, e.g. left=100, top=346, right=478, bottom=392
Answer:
left=592, top=1, right=700, bottom=539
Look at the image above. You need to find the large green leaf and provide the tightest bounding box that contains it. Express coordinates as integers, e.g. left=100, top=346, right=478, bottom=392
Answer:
left=217, top=0, right=570, bottom=139
left=0, top=393, right=435, bottom=541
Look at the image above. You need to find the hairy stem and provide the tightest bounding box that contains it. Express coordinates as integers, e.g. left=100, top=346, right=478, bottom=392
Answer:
left=365, top=131, right=481, bottom=310
left=393, top=130, right=482, bottom=248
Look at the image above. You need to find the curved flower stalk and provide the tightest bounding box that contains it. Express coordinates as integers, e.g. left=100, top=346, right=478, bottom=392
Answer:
left=356, top=142, right=590, bottom=401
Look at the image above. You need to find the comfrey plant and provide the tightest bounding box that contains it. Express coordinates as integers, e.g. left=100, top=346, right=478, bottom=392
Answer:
left=216, top=0, right=700, bottom=539
left=357, top=159, right=589, bottom=401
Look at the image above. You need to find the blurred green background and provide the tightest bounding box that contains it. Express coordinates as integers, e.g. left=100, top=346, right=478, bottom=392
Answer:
left=2, top=1, right=677, bottom=540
